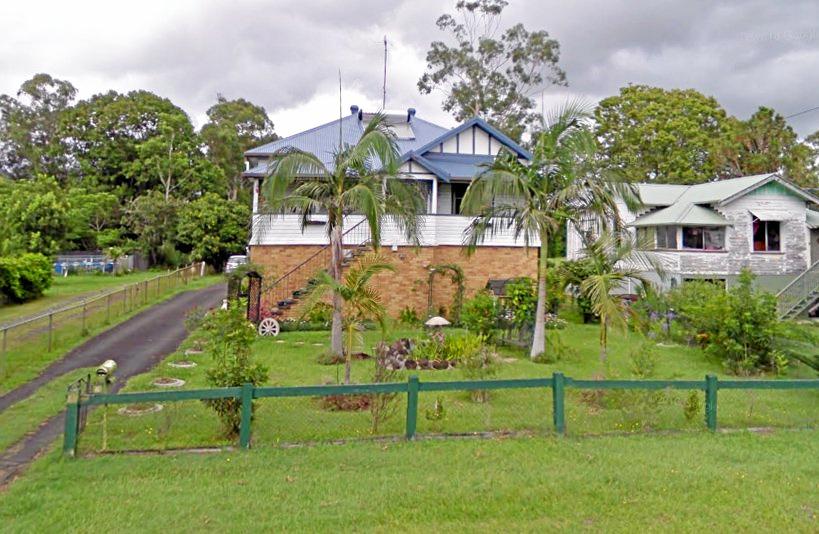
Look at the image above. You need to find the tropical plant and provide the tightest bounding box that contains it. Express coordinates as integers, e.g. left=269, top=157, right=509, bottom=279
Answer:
left=460, top=291, right=498, bottom=339
left=462, top=101, right=639, bottom=358
left=261, top=113, right=424, bottom=361
left=301, top=253, right=395, bottom=384
left=574, top=232, right=661, bottom=372
left=427, top=263, right=465, bottom=323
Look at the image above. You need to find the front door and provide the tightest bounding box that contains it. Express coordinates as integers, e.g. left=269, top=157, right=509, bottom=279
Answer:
left=451, top=182, right=469, bottom=215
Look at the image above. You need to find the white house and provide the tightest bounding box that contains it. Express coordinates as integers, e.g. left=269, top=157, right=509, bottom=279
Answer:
left=566, top=173, right=819, bottom=318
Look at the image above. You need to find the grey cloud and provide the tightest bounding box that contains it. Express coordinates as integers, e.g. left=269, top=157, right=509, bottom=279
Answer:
left=1, top=0, right=819, bottom=135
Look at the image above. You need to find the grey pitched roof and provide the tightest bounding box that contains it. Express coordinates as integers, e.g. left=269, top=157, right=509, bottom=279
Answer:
left=244, top=112, right=449, bottom=170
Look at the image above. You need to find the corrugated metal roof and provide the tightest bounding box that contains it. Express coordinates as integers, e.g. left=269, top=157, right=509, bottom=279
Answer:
left=244, top=113, right=449, bottom=169
left=422, top=153, right=495, bottom=180
left=630, top=203, right=730, bottom=227
left=635, top=183, right=689, bottom=206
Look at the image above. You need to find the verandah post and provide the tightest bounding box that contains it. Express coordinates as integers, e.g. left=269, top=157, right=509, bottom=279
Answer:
left=705, top=374, right=718, bottom=432
left=239, top=383, right=253, bottom=449
left=405, top=375, right=419, bottom=440
left=553, top=372, right=566, bottom=435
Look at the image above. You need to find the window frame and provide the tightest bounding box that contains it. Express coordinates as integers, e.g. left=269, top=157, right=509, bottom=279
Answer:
left=751, top=216, right=782, bottom=253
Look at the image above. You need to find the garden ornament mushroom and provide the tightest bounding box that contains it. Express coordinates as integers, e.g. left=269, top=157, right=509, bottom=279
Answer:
left=424, top=316, right=450, bottom=328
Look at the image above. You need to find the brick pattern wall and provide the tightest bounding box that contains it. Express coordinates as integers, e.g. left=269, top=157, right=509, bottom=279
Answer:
left=248, top=244, right=538, bottom=319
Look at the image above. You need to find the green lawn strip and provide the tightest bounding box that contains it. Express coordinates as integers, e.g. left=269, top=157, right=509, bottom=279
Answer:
left=0, top=366, right=98, bottom=452
left=0, top=275, right=222, bottom=395
left=3, top=430, right=817, bottom=531
left=76, top=321, right=819, bottom=453
left=0, top=271, right=163, bottom=324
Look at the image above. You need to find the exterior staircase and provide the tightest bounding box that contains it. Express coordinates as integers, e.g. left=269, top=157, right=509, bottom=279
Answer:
left=776, top=260, right=819, bottom=320
left=262, top=219, right=372, bottom=319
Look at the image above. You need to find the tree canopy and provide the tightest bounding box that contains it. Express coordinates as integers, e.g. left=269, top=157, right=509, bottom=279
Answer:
left=418, top=0, right=566, bottom=141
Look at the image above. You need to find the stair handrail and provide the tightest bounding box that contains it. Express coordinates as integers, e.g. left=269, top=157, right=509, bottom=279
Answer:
left=776, top=259, right=819, bottom=318
left=262, top=217, right=372, bottom=294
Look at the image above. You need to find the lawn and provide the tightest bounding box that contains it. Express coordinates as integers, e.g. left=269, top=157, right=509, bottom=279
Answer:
left=74, top=319, right=819, bottom=454
left=2, top=430, right=817, bottom=531
left=0, top=275, right=221, bottom=394
left=0, top=271, right=161, bottom=325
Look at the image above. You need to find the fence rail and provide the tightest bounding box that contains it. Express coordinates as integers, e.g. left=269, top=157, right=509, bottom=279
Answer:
left=63, top=373, right=819, bottom=457
left=0, top=262, right=206, bottom=381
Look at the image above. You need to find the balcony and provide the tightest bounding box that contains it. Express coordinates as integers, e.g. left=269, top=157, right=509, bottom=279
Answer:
left=249, top=214, right=536, bottom=248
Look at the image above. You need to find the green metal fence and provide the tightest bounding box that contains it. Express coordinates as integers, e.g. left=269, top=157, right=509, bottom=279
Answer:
left=63, top=373, right=819, bottom=457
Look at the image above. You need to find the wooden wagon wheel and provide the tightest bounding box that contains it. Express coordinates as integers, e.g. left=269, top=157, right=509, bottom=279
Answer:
left=258, top=317, right=280, bottom=337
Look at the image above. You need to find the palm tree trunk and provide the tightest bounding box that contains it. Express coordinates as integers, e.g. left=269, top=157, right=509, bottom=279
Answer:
left=599, top=314, right=608, bottom=373
left=345, top=323, right=353, bottom=385
left=330, top=220, right=344, bottom=360
left=530, top=233, right=549, bottom=358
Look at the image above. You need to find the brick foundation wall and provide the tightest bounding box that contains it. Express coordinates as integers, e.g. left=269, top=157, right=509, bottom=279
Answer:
left=248, top=244, right=538, bottom=319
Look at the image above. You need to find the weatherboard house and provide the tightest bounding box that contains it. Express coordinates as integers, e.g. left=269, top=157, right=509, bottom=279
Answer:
left=242, top=107, right=538, bottom=318
left=566, top=173, right=819, bottom=318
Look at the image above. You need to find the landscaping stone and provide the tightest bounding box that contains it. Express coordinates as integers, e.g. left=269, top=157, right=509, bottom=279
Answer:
left=168, top=361, right=197, bottom=369
left=152, top=377, right=186, bottom=388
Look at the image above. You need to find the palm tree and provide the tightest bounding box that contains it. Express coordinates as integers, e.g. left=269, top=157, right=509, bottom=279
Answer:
left=303, top=253, right=395, bottom=384
left=461, top=101, right=640, bottom=358
left=571, top=232, right=662, bottom=370
left=261, top=114, right=424, bottom=359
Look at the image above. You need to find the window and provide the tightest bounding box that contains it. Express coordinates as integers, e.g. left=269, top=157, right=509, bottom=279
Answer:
left=656, top=226, right=677, bottom=249
left=636, top=227, right=656, bottom=249
left=682, top=226, right=724, bottom=251
left=752, top=216, right=780, bottom=252
left=451, top=182, right=469, bottom=214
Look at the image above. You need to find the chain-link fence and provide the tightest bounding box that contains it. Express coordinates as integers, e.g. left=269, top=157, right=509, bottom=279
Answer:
left=0, top=263, right=206, bottom=385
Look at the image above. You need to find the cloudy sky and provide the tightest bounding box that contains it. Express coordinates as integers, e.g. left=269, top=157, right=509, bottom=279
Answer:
left=2, top=0, right=819, bottom=137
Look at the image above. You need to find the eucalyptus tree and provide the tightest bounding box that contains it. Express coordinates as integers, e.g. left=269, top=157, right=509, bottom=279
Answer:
left=462, top=101, right=640, bottom=358
left=262, top=114, right=425, bottom=358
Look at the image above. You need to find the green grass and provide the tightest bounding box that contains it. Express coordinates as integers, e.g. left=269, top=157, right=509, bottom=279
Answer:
left=2, top=430, right=817, bottom=531
left=74, top=320, right=819, bottom=454
left=0, top=367, right=97, bottom=451
left=0, top=275, right=221, bottom=395
left=0, top=271, right=162, bottom=324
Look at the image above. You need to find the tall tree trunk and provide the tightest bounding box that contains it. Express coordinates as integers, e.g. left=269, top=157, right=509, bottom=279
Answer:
left=530, top=232, right=549, bottom=358
left=599, top=315, right=608, bottom=375
left=329, top=220, right=345, bottom=368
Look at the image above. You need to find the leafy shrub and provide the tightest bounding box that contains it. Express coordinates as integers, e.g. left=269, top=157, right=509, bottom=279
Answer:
left=629, top=340, right=658, bottom=378
left=559, top=258, right=597, bottom=322
left=669, top=270, right=782, bottom=373
left=461, top=291, right=498, bottom=339
left=0, top=253, right=52, bottom=303
left=459, top=336, right=500, bottom=402
left=505, top=277, right=536, bottom=328
left=201, top=306, right=268, bottom=436
left=683, top=391, right=701, bottom=422
left=370, top=352, right=400, bottom=433
left=398, top=306, right=421, bottom=326
left=303, top=302, right=333, bottom=323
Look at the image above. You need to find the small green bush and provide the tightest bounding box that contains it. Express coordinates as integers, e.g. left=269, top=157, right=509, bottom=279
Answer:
left=461, top=291, right=498, bottom=339
left=201, top=306, right=268, bottom=436
left=398, top=306, right=421, bottom=326
left=0, top=253, right=52, bottom=303
left=303, top=302, right=333, bottom=323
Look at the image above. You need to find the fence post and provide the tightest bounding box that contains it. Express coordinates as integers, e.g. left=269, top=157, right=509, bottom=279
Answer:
left=239, top=383, right=254, bottom=449
left=81, top=302, right=87, bottom=334
left=48, top=313, right=54, bottom=352
left=405, top=375, right=420, bottom=440
left=63, top=390, right=80, bottom=457
left=106, top=293, right=111, bottom=323
left=705, top=374, right=718, bottom=432
left=552, top=373, right=566, bottom=435
left=0, top=328, right=6, bottom=378
left=144, top=281, right=148, bottom=305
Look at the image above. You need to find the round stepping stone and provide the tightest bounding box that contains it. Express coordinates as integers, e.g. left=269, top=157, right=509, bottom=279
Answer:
left=152, top=377, right=186, bottom=388
left=118, top=403, right=163, bottom=416
left=168, top=361, right=197, bottom=369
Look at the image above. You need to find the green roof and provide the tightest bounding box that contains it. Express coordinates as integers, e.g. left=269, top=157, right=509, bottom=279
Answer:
left=630, top=203, right=730, bottom=227
left=631, top=173, right=819, bottom=228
